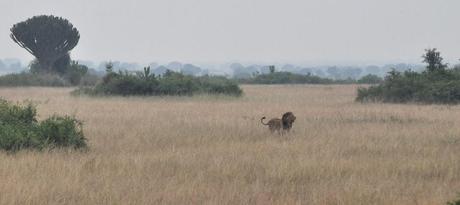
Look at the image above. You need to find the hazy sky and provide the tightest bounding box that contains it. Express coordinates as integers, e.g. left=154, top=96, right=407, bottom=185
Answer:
left=0, top=0, right=459, bottom=65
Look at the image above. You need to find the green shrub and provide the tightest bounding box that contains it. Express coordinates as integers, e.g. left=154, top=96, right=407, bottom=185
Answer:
left=75, top=67, right=243, bottom=96
left=357, top=74, right=383, bottom=84
left=357, top=49, right=460, bottom=104
left=447, top=195, right=460, bottom=205
left=79, top=73, right=100, bottom=86
left=0, top=71, right=100, bottom=87
left=64, top=61, right=89, bottom=85
left=240, top=72, right=335, bottom=84
left=0, top=99, right=87, bottom=152
left=0, top=124, right=38, bottom=151
left=37, top=116, right=86, bottom=149
left=0, top=99, right=37, bottom=124
left=156, top=73, right=195, bottom=96
left=238, top=71, right=377, bottom=85
left=0, top=72, right=70, bottom=87
left=357, top=69, right=460, bottom=104
left=198, top=76, right=243, bottom=96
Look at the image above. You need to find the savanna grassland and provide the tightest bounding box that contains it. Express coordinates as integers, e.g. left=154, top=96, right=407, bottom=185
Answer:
left=1, top=85, right=460, bottom=205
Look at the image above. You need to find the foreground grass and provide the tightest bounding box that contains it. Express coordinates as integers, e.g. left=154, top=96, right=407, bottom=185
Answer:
left=1, top=85, right=460, bottom=205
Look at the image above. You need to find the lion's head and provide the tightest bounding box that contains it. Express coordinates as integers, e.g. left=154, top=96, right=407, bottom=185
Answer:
left=281, top=112, right=296, bottom=130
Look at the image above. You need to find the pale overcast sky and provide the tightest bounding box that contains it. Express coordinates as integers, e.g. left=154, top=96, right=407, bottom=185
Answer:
left=0, top=0, right=459, bottom=65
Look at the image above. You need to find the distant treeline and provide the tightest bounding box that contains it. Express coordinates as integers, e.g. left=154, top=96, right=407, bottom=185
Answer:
left=229, top=63, right=424, bottom=80
left=87, top=61, right=423, bottom=80
left=0, top=59, right=25, bottom=75
left=238, top=67, right=383, bottom=85
left=0, top=65, right=383, bottom=87
left=0, top=57, right=425, bottom=79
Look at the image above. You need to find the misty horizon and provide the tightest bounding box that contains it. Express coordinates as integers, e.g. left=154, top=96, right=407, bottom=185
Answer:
left=1, top=0, right=459, bottom=65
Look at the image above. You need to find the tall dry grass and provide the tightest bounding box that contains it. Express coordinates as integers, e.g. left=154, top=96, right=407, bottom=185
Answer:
left=1, top=85, right=460, bottom=205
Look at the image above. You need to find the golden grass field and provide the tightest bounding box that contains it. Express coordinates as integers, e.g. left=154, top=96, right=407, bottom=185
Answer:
left=1, top=85, right=460, bottom=205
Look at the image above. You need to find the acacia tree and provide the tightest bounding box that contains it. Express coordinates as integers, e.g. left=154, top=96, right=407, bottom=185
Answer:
left=10, top=15, right=79, bottom=73
left=422, top=48, right=447, bottom=72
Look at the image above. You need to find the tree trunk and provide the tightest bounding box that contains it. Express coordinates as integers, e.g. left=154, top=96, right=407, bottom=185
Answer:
left=38, top=58, right=54, bottom=73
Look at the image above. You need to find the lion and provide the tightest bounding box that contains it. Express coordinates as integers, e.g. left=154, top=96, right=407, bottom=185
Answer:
left=260, top=112, right=296, bottom=134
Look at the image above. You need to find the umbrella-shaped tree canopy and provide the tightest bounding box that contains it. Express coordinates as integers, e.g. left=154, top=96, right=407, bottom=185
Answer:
left=10, top=15, right=80, bottom=72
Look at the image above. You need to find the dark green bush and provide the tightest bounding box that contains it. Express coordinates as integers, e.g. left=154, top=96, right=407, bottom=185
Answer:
left=0, top=71, right=100, bottom=87
left=357, top=49, right=460, bottom=104
left=75, top=67, right=242, bottom=96
left=64, top=61, right=89, bottom=85
left=37, top=116, right=86, bottom=149
left=0, top=72, right=70, bottom=87
left=0, top=124, right=38, bottom=151
left=198, top=75, right=243, bottom=96
left=357, top=74, right=383, bottom=84
left=0, top=99, right=37, bottom=124
left=447, top=195, right=460, bottom=205
left=240, top=72, right=335, bottom=84
left=79, top=73, right=100, bottom=86
left=0, top=99, right=87, bottom=152
left=358, top=69, right=460, bottom=104
left=238, top=71, right=379, bottom=85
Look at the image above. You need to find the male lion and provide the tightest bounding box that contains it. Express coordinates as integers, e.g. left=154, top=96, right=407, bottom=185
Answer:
left=260, top=112, right=296, bottom=134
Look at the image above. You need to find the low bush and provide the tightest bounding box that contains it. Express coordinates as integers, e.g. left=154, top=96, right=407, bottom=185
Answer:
left=357, top=49, right=460, bottom=104
left=239, top=72, right=335, bottom=84
left=356, top=70, right=460, bottom=104
left=0, top=71, right=100, bottom=87
left=75, top=67, right=242, bottom=96
left=37, top=116, right=86, bottom=149
left=447, top=195, right=460, bottom=205
left=0, top=99, right=87, bottom=152
left=0, top=72, right=70, bottom=87
left=78, top=73, right=100, bottom=86
left=197, top=75, right=243, bottom=95
left=357, top=74, right=383, bottom=84
left=239, top=71, right=381, bottom=85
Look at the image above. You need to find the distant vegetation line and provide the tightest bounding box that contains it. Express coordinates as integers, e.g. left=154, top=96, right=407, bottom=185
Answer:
left=357, top=49, right=460, bottom=104
left=0, top=57, right=426, bottom=79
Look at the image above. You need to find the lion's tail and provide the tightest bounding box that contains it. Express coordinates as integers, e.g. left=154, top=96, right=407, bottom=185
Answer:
left=260, top=117, right=269, bottom=125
